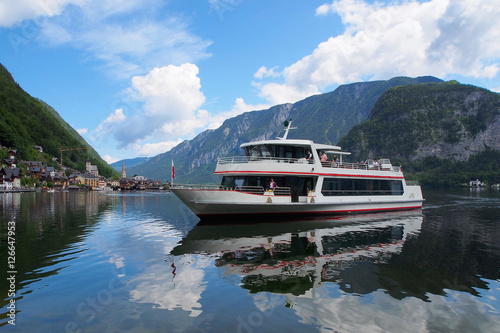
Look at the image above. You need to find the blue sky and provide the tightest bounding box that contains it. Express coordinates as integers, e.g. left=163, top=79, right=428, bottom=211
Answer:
left=1, top=0, right=499, bottom=163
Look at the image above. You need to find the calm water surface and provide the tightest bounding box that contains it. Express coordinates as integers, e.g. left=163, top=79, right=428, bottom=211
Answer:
left=1, top=189, right=499, bottom=332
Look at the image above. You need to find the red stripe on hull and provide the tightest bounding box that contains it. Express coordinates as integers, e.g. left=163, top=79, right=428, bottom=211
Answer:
left=197, top=205, right=423, bottom=218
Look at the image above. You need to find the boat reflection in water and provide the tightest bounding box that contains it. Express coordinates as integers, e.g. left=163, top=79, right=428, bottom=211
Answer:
left=171, top=210, right=423, bottom=297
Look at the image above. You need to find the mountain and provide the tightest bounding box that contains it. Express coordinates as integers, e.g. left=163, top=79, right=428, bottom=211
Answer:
left=111, top=157, right=150, bottom=172
left=338, top=81, right=500, bottom=186
left=0, top=63, right=117, bottom=177
left=128, top=76, right=442, bottom=183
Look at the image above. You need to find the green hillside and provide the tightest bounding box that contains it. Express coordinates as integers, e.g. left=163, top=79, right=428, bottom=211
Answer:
left=338, top=81, right=500, bottom=186
left=0, top=63, right=117, bottom=177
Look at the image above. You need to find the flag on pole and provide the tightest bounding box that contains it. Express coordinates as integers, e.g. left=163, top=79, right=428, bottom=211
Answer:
left=171, top=160, right=175, bottom=180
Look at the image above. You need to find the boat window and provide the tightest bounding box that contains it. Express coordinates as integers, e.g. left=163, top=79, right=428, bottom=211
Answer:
left=221, top=176, right=317, bottom=195
left=247, top=146, right=259, bottom=159
left=253, top=145, right=309, bottom=159
left=221, top=176, right=270, bottom=190
left=322, top=178, right=403, bottom=196
left=261, top=145, right=271, bottom=158
left=245, top=145, right=272, bottom=158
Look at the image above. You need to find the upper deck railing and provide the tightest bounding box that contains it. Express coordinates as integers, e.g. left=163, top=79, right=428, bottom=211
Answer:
left=320, top=161, right=401, bottom=172
left=171, top=184, right=223, bottom=190
left=218, top=156, right=314, bottom=165
left=171, top=183, right=291, bottom=195
left=217, top=156, right=401, bottom=172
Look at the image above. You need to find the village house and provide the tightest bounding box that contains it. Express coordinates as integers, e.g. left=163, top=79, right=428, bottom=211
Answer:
left=84, top=173, right=100, bottom=189
left=2, top=147, right=163, bottom=191
left=2, top=158, right=16, bottom=168
left=21, top=161, right=45, bottom=179
left=42, top=166, right=56, bottom=180
left=0, top=169, right=12, bottom=191
left=145, top=179, right=163, bottom=188
left=8, top=149, right=18, bottom=159
left=0, top=167, right=22, bottom=189
left=68, top=173, right=85, bottom=185
left=119, top=177, right=137, bottom=190
left=21, top=161, right=44, bottom=168
left=86, top=159, right=99, bottom=177
left=53, top=174, right=69, bottom=190
left=108, top=178, right=120, bottom=188
left=29, top=166, right=46, bottom=179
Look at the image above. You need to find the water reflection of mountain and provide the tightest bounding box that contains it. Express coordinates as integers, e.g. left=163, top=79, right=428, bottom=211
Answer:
left=382, top=196, right=500, bottom=301
left=171, top=210, right=424, bottom=298
left=0, top=192, right=115, bottom=312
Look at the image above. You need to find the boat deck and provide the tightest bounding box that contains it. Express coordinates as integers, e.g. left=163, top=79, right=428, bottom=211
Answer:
left=217, top=156, right=401, bottom=172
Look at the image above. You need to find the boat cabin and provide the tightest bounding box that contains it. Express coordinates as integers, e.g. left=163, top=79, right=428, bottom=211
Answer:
left=240, top=139, right=350, bottom=164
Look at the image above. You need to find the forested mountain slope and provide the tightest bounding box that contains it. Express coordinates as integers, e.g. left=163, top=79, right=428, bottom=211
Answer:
left=338, top=81, right=500, bottom=185
left=0, top=63, right=116, bottom=177
left=129, top=76, right=442, bottom=183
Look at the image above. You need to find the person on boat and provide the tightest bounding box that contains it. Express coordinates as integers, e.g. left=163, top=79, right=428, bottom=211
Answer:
left=268, top=179, right=278, bottom=191
left=332, top=155, right=339, bottom=167
left=372, top=159, right=379, bottom=169
left=320, top=151, right=328, bottom=163
left=305, top=150, right=313, bottom=160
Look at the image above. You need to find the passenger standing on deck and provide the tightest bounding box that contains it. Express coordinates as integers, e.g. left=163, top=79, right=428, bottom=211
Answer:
left=320, top=151, right=328, bottom=163
left=332, top=155, right=339, bottom=167
left=269, top=179, right=277, bottom=191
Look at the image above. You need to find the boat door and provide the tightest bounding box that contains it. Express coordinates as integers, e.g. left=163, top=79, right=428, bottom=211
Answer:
left=284, top=177, right=316, bottom=202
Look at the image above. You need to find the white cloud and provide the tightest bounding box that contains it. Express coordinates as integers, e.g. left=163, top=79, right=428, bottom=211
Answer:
left=255, top=0, right=500, bottom=105
left=73, top=16, right=212, bottom=79
left=109, top=64, right=277, bottom=156
left=130, top=64, right=205, bottom=122
left=0, top=0, right=84, bottom=27
left=109, top=64, right=211, bottom=154
left=130, top=256, right=208, bottom=318
left=76, top=128, right=88, bottom=135
left=92, top=108, right=126, bottom=140
left=254, top=66, right=280, bottom=79
left=315, top=4, right=331, bottom=16
left=103, top=154, right=119, bottom=164
left=259, top=82, right=319, bottom=106
left=10, top=0, right=212, bottom=79
left=194, top=98, right=273, bottom=131
left=135, top=139, right=184, bottom=157
left=230, top=97, right=270, bottom=114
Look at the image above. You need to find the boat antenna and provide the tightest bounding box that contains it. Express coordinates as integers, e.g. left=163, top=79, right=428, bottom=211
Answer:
left=278, top=119, right=297, bottom=140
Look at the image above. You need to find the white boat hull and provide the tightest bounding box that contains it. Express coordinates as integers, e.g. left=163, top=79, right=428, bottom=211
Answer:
left=171, top=187, right=423, bottom=218
left=171, top=121, right=424, bottom=220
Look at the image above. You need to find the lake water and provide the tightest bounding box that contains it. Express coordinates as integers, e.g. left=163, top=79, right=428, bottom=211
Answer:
left=1, top=189, right=500, bottom=333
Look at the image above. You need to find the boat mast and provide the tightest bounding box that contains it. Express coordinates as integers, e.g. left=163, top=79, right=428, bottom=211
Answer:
left=278, top=119, right=297, bottom=140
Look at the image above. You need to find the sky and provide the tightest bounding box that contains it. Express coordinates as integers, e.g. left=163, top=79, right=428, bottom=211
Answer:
left=1, top=0, right=499, bottom=164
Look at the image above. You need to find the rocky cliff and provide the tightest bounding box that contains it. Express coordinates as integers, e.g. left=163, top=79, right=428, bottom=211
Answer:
left=128, top=76, right=443, bottom=183
left=339, top=81, right=500, bottom=164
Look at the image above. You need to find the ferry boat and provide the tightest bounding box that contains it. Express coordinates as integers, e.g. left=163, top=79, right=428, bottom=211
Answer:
left=171, top=120, right=424, bottom=219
